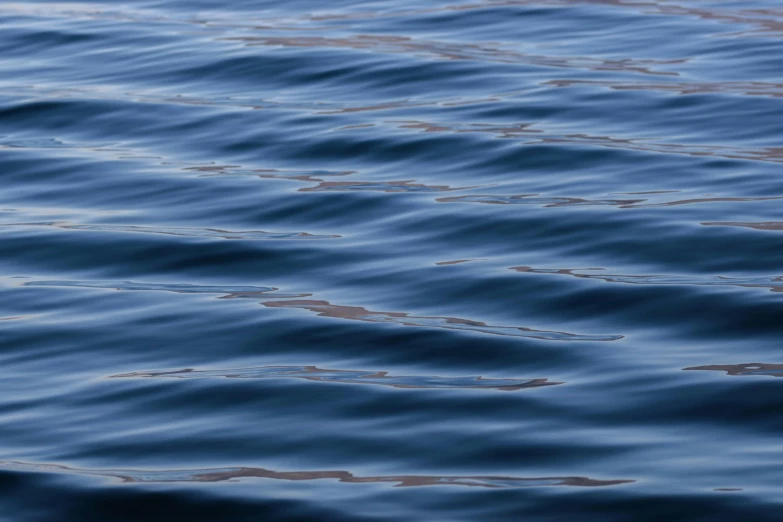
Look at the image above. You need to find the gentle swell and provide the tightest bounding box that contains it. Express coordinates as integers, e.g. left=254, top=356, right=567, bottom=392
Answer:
left=22, top=279, right=620, bottom=341
left=3, top=0, right=783, bottom=519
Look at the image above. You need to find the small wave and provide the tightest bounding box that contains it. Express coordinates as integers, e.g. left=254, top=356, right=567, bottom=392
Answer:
left=435, top=259, right=484, bottom=265
left=110, top=365, right=561, bottom=391
left=703, top=222, right=783, bottom=232
left=439, top=194, right=643, bottom=207
left=0, top=461, right=633, bottom=488
left=262, top=299, right=622, bottom=341
left=394, top=119, right=783, bottom=164
left=189, top=166, right=474, bottom=192
left=544, top=0, right=783, bottom=38
left=0, top=222, right=341, bottom=240
left=439, top=194, right=782, bottom=209
left=227, top=34, right=681, bottom=76
left=301, top=0, right=783, bottom=38
left=22, top=280, right=308, bottom=299
left=545, top=79, right=783, bottom=100
left=21, top=279, right=620, bottom=341
left=0, top=137, right=68, bottom=149
left=684, top=363, right=783, bottom=378
left=510, top=266, right=783, bottom=293
left=300, top=180, right=474, bottom=193
left=186, top=165, right=356, bottom=182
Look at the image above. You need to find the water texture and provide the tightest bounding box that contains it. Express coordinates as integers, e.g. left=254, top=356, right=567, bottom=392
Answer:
left=2, top=1, right=783, bottom=520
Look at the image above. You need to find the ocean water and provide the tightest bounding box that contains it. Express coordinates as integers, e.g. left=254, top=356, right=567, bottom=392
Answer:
left=2, top=0, right=783, bottom=520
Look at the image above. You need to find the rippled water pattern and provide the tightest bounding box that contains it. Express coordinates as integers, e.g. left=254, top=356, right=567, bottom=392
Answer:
left=3, top=1, right=783, bottom=520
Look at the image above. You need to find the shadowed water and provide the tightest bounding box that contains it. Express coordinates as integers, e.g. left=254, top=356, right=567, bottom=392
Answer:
left=3, top=0, right=783, bottom=521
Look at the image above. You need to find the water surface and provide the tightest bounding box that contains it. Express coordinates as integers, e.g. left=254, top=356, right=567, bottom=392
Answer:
left=3, top=0, right=783, bottom=520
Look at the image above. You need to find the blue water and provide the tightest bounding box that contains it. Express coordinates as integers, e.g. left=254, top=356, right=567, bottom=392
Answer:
left=2, top=1, right=783, bottom=520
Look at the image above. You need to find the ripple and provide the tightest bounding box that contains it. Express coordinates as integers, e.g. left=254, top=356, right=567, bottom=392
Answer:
left=439, top=194, right=644, bottom=207
left=0, top=137, right=68, bottom=149
left=185, top=165, right=473, bottom=192
left=435, top=259, right=484, bottom=265
left=401, top=122, right=783, bottom=164
left=110, top=365, right=561, bottom=391
left=227, top=34, right=681, bottom=75
left=439, top=194, right=783, bottom=208
left=393, top=120, right=542, bottom=137
left=262, top=299, right=622, bottom=341
left=298, top=0, right=783, bottom=37
left=703, top=222, right=783, bottom=232
left=0, top=461, right=633, bottom=489
left=387, top=117, right=783, bottom=164
left=510, top=266, right=783, bottom=293
left=299, top=180, right=474, bottom=193
left=553, top=0, right=783, bottom=37
left=21, top=279, right=620, bottom=341
left=22, top=280, right=308, bottom=299
left=546, top=79, right=783, bottom=100
left=0, top=222, right=341, bottom=240
left=1, top=84, right=529, bottom=120
left=186, top=165, right=356, bottom=182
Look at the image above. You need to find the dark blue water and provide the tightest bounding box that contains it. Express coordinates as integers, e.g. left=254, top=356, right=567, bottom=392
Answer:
left=3, top=1, right=783, bottom=520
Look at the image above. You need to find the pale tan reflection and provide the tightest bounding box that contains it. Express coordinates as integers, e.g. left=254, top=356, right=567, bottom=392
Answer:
left=529, top=133, right=783, bottom=164
left=389, top=119, right=783, bottom=164
left=16, top=0, right=777, bottom=43
left=435, top=259, right=485, bottom=265
left=0, top=84, right=417, bottom=117
left=510, top=266, right=783, bottom=293
left=684, top=363, right=783, bottom=378
left=552, top=0, right=783, bottom=37
left=262, top=299, right=622, bottom=341
left=185, top=165, right=356, bottom=183
left=438, top=194, right=783, bottom=208
left=23, top=279, right=621, bottom=341
left=438, top=194, right=644, bottom=207
left=300, top=180, right=474, bottom=193
left=0, top=461, right=634, bottom=488
left=2, top=84, right=530, bottom=118
left=112, top=365, right=562, bottom=391
left=303, top=0, right=783, bottom=38
left=395, top=120, right=541, bottom=137
left=227, top=35, right=681, bottom=76
left=22, top=280, right=311, bottom=300
left=185, top=165, right=472, bottom=193
left=545, top=79, right=783, bottom=100
left=703, top=222, right=783, bottom=232
left=0, top=222, right=341, bottom=240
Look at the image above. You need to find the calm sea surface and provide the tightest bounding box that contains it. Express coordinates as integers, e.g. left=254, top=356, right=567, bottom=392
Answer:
left=3, top=1, right=783, bottom=520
